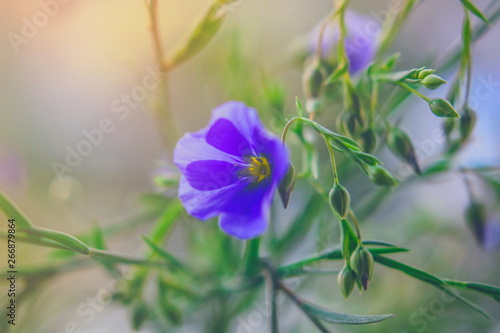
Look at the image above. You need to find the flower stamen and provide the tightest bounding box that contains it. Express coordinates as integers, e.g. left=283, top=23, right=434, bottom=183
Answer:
left=241, top=156, right=271, bottom=182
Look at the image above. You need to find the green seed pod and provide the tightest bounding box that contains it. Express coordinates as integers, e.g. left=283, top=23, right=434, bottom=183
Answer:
left=303, top=59, right=324, bottom=98
left=459, top=108, right=477, bottom=144
left=465, top=202, right=487, bottom=246
left=359, top=128, right=377, bottom=154
left=337, top=265, right=357, bottom=298
left=417, top=69, right=436, bottom=79
left=132, top=302, right=150, bottom=330
left=349, top=246, right=374, bottom=290
left=367, top=165, right=398, bottom=187
left=345, top=113, right=360, bottom=138
left=278, top=163, right=296, bottom=209
left=329, top=182, right=351, bottom=219
left=421, top=74, right=447, bottom=90
left=386, top=127, right=421, bottom=175
left=429, top=98, right=460, bottom=118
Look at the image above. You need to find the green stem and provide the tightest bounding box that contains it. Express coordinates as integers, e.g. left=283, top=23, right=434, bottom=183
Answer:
left=322, top=134, right=339, bottom=182
left=278, top=281, right=330, bottom=333
left=397, top=82, right=431, bottom=102
left=243, top=237, right=261, bottom=277
left=347, top=210, right=362, bottom=243
left=376, top=0, right=418, bottom=59
left=261, top=261, right=280, bottom=333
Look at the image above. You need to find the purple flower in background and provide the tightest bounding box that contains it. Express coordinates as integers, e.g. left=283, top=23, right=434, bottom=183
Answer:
left=310, top=11, right=380, bottom=74
left=174, top=101, right=289, bottom=239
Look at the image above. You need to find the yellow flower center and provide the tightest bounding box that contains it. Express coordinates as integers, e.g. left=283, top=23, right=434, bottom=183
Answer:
left=242, top=156, right=271, bottom=182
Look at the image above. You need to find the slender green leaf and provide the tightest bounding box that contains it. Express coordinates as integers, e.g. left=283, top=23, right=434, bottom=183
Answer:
left=142, top=236, right=184, bottom=270
left=90, top=249, right=163, bottom=267
left=374, top=255, right=493, bottom=321
left=168, top=2, right=227, bottom=68
left=362, top=240, right=400, bottom=247
left=444, top=280, right=500, bottom=303
left=461, top=0, right=489, bottom=23
left=20, top=227, right=90, bottom=255
left=295, top=97, right=304, bottom=117
left=1, top=231, right=74, bottom=252
left=302, top=303, right=393, bottom=325
left=150, top=200, right=184, bottom=243
left=0, top=191, right=33, bottom=228
left=91, top=224, right=107, bottom=250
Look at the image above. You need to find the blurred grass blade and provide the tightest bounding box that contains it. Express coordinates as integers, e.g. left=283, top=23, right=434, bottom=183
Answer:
left=374, top=255, right=493, bottom=321
left=150, top=200, right=184, bottom=243
left=90, top=249, right=163, bottom=267
left=0, top=191, right=34, bottom=228
left=91, top=223, right=107, bottom=250
left=167, top=1, right=228, bottom=69
left=1, top=231, right=74, bottom=252
left=20, top=227, right=90, bottom=255
left=142, top=236, right=184, bottom=270
left=461, top=0, right=489, bottom=23
left=275, top=193, right=322, bottom=255
left=302, top=302, right=393, bottom=325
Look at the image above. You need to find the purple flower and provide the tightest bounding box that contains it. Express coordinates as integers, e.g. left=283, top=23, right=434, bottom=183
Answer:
left=173, top=101, right=289, bottom=239
left=310, top=11, right=380, bottom=74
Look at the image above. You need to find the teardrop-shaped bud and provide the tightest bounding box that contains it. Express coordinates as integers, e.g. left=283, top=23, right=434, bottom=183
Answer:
left=303, top=59, right=324, bottom=98
left=359, top=128, right=377, bottom=154
left=417, top=69, right=435, bottom=79
left=329, top=182, right=351, bottom=219
left=337, top=265, right=357, bottom=298
left=349, top=246, right=374, bottom=290
left=367, top=165, right=398, bottom=187
left=386, top=127, right=421, bottom=174
left=465, top=201, right=487, bottom=247
left=459, top=107, right=476, bottom=144
left=278, top=163, right=296, bottom=209
left=421, top=74, right=447, bottom=90
left=429, top=99, right=460, bottom=118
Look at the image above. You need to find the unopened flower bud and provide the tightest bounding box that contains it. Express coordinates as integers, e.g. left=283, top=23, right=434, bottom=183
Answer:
left=459, top=108, right=476, bottom=143
left=132, top=303, right=150, bottom=330
left=367, top=165, right=398, bottom=187
left=337, top=265, right=357, bottom=298
left=349, top=246, right=374, bottom=290
left=466, top=202, right=487, bottom=246
left=303, top=60, right=324, bottom=98
left=329, top=182, right=351, bottom=219
left=417, top=69, right=435, bottom=79
left=386, top=127, right=420, bottom=174
left=278, top=163, right=296, bottom=209
left=359, top=128, right=377, bottom=153
left=429, top=99, right=460, bottom=118
left=421, top=74, right=447, bottom=90
left=341, top=113, right=360, bottom=138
